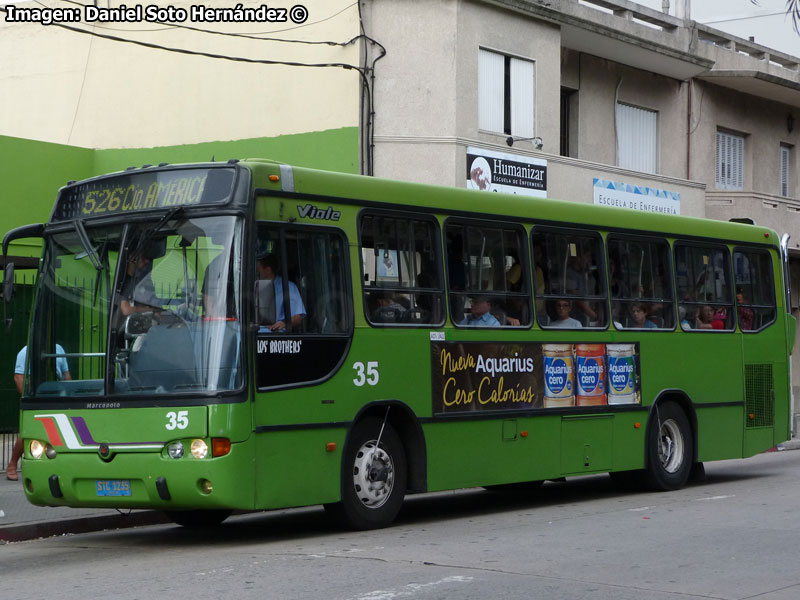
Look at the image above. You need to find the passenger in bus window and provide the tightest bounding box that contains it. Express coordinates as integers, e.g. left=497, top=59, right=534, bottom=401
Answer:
left=737, top=288, right=755, bottom=331
left=459, top=295, right=501, bottom=327
left=608, top=254, right=628, bottom=298
left=372, top=293, right=406, bottom=323
left=679, top=305, right=694, bottom=329
left=551, top=299, right=582, bottom=329
left=256, top=253, right=306, bottom=332
left=696, top=304, right=724, bottom=330
left=565, top=249, right=598, bottom=324
left=630, top=302, right=657, bottom=329
left=120, top=251, right=159, bottom=317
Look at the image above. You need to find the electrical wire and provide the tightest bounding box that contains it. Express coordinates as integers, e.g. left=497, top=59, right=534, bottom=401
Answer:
left=56, top=0, right=359, bottom=43
left=2, top=1, right=384, bottom=175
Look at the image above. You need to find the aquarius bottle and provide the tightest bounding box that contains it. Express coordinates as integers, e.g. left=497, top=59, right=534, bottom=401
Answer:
left=606, top=343, right=637, bottom=404
left=576, top=344, right=607, bottom=405
left=542, top=344, right=575, bottom=407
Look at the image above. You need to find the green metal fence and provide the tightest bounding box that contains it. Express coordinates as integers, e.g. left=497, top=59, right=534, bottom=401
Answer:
left=1, top=273, right=36, bottom=467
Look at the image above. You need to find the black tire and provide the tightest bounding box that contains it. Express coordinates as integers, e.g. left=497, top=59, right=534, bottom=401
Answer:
left=644, top=402, right=693, bottom=491
left=165, top=509, right=232, bottom=528
left=325, top=417, right=407, bottom=530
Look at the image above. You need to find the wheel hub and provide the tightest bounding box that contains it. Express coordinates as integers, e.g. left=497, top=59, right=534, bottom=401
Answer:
left=353, top=441, right=394, bottom=509
left=658, top=419, right=684, bottom=473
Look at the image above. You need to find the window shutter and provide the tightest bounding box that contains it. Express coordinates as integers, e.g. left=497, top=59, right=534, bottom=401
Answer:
left=510, top=57, right=534, bottom=139
left=478, top=50, right=504, bottom=133
left=616, top=103, right=657, bottom=174
left=781, top=146, right=790, bottom=197
left=716, top=131, right=744, bottom=190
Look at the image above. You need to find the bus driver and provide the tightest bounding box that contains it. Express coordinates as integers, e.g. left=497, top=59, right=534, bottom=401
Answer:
left=256, top=253, right=306, bottom=332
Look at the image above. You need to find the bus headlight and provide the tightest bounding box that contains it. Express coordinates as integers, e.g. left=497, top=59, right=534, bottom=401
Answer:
left=30, top=440, right=45, bottom=459
left=167, top=442, right=184, bottom=459
left=190, top=439, right=208, bottom=459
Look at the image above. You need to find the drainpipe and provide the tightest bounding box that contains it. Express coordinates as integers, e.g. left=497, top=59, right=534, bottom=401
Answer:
left=687, top=79, right=693, bottom=180
left=676, top=0, right=690, bottom=21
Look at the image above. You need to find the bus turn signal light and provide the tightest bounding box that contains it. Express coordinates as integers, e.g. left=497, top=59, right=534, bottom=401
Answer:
left=269, top=175, right=280, bottom=182
left=212, top=438, right=231, bottom=457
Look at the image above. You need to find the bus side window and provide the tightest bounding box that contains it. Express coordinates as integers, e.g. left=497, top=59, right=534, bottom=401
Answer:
left=446, top=220, right=531, bottom=328
left=532, top=228, right=607, bottom=329
left=256, top=225, right=352, bottom=335
left=608, top=235, right=674, bottom=330
left=360, top=213, right=445, bottom=327
left=733, top=248, right=776, bottom=331
left=674, top=243, right=734, bottom=331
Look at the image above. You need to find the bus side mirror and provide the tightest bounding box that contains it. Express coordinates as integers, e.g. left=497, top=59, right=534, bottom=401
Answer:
left=3, top=262, right=14, bottom=303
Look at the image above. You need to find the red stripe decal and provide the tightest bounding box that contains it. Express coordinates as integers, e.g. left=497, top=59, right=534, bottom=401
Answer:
left=35, top=417, right=64, bottom=447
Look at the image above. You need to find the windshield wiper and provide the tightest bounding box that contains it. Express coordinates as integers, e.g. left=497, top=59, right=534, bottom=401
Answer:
left=74, top=219, right=103, bottom=271
left=130, top=206, right=184, bottom=257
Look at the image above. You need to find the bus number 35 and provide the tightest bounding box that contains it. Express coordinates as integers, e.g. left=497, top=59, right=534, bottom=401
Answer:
left=353, top=361, right=380, bottom=386
left=166, top=410, right=189, bottom=430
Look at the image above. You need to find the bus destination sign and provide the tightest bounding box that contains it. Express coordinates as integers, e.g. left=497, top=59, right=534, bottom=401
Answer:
left=52, top=167, right=236, bottom=222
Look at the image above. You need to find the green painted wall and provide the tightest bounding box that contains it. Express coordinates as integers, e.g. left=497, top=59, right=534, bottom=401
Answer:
left=93, top=127, right=358, bottom=175
left=1, top=135, right=94, bottom=258
left=1, top=127, right=359, bottom=256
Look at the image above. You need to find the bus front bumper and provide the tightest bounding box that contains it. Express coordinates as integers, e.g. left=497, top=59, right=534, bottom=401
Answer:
left=20, top=440, right=255, bottom=511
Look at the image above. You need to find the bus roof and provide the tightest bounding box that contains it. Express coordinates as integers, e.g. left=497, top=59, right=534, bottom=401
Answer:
left=243, top=159, right=781, bottom=248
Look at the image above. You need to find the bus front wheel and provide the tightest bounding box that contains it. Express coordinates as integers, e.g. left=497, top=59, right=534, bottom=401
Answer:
left=326, top=417, right=407, bottom=530
left=645, top=402, right=692, bottom=491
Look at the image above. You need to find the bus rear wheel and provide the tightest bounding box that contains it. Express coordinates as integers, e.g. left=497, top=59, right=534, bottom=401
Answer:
left=644, top=402, right=692, bottom=491
left=325, top=417, right=407, bottom=530
left=165, top=509, right=232, bottom=528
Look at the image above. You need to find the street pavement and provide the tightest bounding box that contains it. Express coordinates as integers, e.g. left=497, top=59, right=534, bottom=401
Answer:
left=0, top=469, right=169, bottom=543
left=2, top=439, right=799, bottom=543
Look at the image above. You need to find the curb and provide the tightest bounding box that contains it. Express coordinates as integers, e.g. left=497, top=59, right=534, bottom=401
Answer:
left=0, top=510, right=171, bottom=543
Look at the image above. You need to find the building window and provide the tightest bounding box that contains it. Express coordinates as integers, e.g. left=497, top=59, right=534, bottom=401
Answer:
left=616, top=103, right=657, bottom=173
left=781, top=144, right=791, bottom=197
left=560, top=88, right=577, bottom=158
left=716, top=130, right=744, bottom=190
left=478, top=49, right=534, bottom=138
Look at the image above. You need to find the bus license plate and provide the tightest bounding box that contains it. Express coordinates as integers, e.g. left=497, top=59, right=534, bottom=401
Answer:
left=96, top=479, right=131, bottom=497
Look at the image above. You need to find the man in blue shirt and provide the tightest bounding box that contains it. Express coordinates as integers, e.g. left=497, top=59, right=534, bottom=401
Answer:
left=459, top=296, right=501, bottom=327
left=8, top=345, right=71, bottom=480
left=256, top=253, right=306, bottom=332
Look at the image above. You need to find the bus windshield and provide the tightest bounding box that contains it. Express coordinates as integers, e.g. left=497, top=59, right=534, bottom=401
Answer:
left=29, top=215, right=244, bottom=398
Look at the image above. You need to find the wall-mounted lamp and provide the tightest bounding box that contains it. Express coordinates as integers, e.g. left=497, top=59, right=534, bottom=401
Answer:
left=506, top=136, right=543, bottom=149
left=788, top=114, right=795, bottom=134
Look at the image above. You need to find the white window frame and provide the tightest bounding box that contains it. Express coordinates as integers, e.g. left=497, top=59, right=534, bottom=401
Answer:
left=478, top=48, right=535, bottom=138
left=780, top=144, right=791, bottom=197
left=616, top=103, right=658, bottom=174
left=716, top=130, right=744, bottom=190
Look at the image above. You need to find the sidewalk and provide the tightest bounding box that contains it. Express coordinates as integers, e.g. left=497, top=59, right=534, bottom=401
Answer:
left=0, top=471, right=169, bottom=543
left=3, top=440, right=800, bottom=543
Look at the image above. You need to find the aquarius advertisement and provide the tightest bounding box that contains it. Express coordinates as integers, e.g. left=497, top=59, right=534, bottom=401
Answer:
left=431, top=342, right=641, bottom=415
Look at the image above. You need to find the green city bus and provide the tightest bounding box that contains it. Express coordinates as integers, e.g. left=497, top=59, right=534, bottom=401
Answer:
left=2, top=159, right=794, bottom=529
